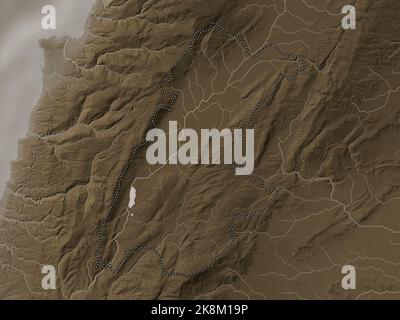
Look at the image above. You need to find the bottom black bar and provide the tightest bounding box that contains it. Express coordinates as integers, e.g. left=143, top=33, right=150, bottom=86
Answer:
left=0, top=299, right=390, bottom=318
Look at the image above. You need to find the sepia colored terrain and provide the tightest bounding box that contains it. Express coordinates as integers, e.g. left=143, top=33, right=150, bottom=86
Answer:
left=1, top=0, right=400, bottom=299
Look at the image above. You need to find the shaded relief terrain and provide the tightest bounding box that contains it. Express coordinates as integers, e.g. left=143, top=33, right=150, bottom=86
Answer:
left=1, top=0, right=400, bottom=299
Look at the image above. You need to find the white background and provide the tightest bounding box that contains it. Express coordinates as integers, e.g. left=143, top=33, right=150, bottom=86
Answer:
left=0, top=0, right=96, bottom=196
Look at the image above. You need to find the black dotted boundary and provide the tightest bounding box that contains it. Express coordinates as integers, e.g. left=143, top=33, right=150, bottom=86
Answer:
left=94, top=21, right=309, bottom=277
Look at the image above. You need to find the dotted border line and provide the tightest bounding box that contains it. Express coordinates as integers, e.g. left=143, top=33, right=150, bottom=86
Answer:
left=94, top=21, right=309, bottom=277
